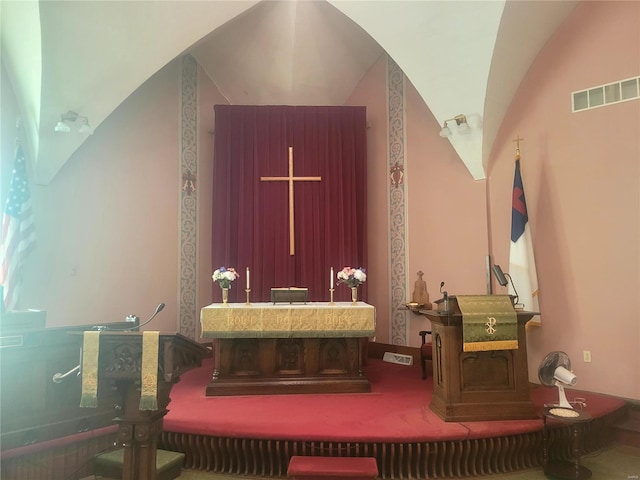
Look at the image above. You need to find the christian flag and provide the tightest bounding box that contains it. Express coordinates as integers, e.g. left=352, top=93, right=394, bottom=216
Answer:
left=0, top=143, right=36, bottom=311
left=509, top=146, right=540, bottom=321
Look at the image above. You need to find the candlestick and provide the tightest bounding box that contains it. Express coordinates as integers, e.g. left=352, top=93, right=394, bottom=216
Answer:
left=330, top=267, right=334, bottom=289
left=245, top=288, right=251, bottom=305
left=329, top=288, right=335, bottom=305
left=246, top=267, right=250, bottom=290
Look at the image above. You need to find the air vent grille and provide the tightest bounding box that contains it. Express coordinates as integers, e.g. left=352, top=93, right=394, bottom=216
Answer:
left=382, top=352, right=413, bottom=365
left=573, top=76, right=639, bottom=112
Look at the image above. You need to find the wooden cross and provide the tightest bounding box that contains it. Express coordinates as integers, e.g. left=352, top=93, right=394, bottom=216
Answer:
left=260, top=146, right=321, bottom=255
left=512, top=135, right=524, bottom=160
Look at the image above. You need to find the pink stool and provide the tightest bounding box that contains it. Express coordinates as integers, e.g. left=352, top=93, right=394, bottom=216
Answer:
left=288, top=456, right=378, bottom=480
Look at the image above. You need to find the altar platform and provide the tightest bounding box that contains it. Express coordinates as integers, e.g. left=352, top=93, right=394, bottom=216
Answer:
left=161, top=354, right=627, bottom=479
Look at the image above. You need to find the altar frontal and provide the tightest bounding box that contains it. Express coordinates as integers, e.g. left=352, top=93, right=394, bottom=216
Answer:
left=457, top=295, right=518, bottom=352
left=201, top=302, right=375, bottom=338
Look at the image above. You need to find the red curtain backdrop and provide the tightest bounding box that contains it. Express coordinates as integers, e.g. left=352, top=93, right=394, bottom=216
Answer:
left=212, top=105, right=368, bottom=303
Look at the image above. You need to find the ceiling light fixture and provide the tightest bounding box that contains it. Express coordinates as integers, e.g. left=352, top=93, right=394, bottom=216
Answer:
left=54, top=110, right=94, bottom=135
left=439, top=114, right=470, bottom=137
left=78, top=117, right=94, bottom=134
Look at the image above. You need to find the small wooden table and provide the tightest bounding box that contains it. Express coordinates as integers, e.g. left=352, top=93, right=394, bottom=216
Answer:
left=200, top=302, right=376, bottom=395
left=543, top=406, right=592, bottom=480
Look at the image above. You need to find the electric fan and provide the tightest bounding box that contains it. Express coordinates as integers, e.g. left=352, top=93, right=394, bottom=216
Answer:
left=538, top=351, right=577, bottom=409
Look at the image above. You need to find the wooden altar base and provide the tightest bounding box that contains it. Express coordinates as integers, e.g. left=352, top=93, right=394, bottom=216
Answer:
left=206, top=375, right=371, bottom=396
left=206, top=337, right=370, bottom=396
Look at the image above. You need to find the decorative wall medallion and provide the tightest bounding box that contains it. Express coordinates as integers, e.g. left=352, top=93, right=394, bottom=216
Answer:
left=390, top=163, right=404, bottom=186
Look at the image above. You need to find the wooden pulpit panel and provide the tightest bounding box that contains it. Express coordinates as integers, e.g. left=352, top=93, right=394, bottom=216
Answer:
left=0, top=319, right=133, bottom=451
left=421, top=296, right=537, bottom=422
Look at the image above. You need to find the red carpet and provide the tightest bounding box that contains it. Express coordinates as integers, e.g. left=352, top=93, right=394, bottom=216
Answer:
left=164, top=357, right=625, bottom=443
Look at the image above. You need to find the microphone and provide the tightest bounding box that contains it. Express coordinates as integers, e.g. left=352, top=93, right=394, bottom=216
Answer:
left=96, top=303, right=166, bottom=331
left=439, top=281, right=448, bottom=298
left=131, top=303, right=165, bottom=331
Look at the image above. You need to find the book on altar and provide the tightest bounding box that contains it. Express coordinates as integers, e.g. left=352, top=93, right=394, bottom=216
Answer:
left=270, top=287, right=308, bottom=304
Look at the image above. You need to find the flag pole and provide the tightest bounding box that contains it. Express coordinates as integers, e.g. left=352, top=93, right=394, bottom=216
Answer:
left=508, top=135, right=540, bottom=322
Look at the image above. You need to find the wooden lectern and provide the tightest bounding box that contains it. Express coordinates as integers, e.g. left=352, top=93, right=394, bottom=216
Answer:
left=419, top=296, right=537, bottom=422
left=89, top=332, right=209, bottom=480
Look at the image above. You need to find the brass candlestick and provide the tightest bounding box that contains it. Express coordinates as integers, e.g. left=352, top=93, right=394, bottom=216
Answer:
left=245, top=289, right=251, bottom=305
left=329, top=288, right=335, bottom=305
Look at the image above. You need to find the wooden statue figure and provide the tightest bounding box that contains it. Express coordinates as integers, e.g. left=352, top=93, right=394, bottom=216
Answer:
left=412, top=271, right=432, bottom=308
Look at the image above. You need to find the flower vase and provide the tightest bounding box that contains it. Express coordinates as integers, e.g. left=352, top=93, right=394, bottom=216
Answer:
left=221, top=287, right=229, bottom=306
left=351, top=286, right=358, bottom=305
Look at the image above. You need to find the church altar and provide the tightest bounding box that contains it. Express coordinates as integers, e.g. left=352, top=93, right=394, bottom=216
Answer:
left=200, top=302, right=376, bottom=395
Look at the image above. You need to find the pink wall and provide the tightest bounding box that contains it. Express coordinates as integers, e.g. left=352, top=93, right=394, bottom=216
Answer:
left=346, top=55, right=391, bottom=342
left=487, top=1, right=639, bottom=399
left=404, top=80, right=488, bottom=345
left=12, top=60, right=183, bottom=331
left=346, top=57, right=489, bottom=346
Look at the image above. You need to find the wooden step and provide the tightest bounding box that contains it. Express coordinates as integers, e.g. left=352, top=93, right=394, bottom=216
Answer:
left=93, top=448, right=184, bottom=480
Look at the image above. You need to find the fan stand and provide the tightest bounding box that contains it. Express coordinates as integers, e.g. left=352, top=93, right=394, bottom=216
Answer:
left=555, top=382, right=573, bottom=409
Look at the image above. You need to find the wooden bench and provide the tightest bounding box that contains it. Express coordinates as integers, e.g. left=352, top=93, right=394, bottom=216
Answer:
left=288, top=456, right=378, bottom=480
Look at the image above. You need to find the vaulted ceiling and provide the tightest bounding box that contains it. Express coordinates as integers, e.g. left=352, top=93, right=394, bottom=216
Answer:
left=1, top=0, right=577, bottom=185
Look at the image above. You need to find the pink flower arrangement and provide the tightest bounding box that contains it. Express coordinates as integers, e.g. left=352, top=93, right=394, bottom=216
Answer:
left=337, top=267, right=367, bottom=288
left=212, top=266, right=239, bottom=289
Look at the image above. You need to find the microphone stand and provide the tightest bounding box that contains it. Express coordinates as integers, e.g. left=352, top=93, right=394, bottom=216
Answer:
left=504, top=273, right=520, bottom=307
left=124, top=303, right=165, bottom=331
left=440, top=281, right=451, bottom=326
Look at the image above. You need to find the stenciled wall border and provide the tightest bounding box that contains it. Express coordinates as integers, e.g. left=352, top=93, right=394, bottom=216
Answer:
left=179, top=54, right=198, bottom=338
left=387, top=56, right=409, bottom=345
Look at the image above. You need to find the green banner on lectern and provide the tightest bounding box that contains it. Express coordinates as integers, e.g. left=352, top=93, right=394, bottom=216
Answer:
left=457, top=295, right=518, bottom=352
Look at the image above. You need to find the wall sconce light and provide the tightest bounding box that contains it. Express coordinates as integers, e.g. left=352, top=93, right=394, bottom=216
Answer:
left=78, top=117, right=94, bottom=134
left=439, top=114, right=470, bottom=137
left=55, top=111, right=94, bottom=134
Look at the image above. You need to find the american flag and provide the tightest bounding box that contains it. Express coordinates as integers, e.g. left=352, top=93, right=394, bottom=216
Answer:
left=0, top=143, right=36, bottom=311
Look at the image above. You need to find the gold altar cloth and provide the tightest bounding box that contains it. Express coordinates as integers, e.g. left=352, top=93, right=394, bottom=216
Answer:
left=200, top=302, right=376, bottom=338
left=457, top=295, right=518, bottom=352
left=80, top=331, right=100, bottom=408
